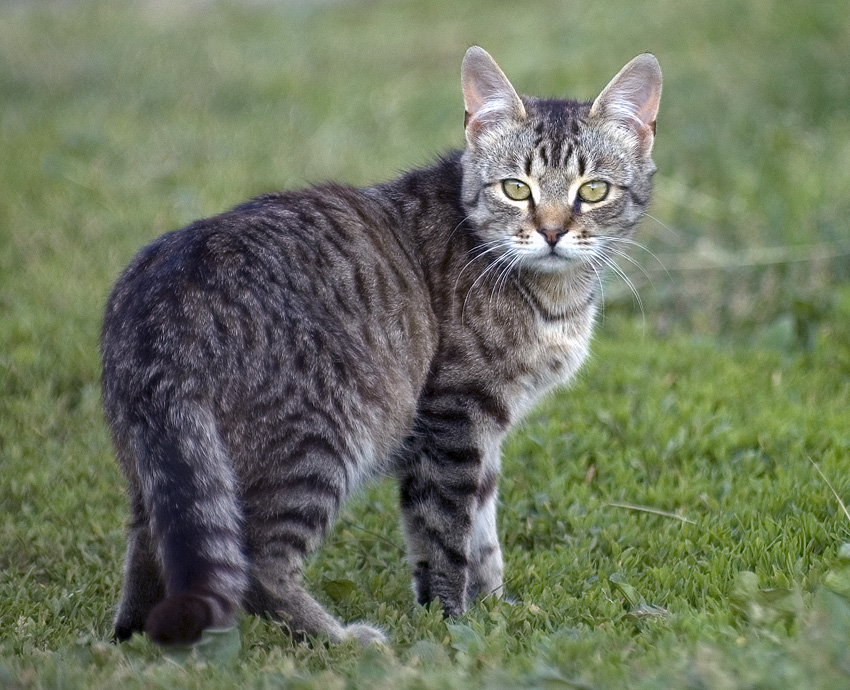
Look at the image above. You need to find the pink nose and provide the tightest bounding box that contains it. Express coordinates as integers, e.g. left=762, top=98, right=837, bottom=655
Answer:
left=538, top=227, right=566, bottom=247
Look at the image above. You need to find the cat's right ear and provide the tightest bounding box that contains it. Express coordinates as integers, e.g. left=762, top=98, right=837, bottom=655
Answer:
left=462, top=46, right=526, bottom=148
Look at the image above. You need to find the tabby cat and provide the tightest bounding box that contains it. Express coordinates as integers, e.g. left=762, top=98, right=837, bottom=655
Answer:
left=102, top=46, right=661, bottom=646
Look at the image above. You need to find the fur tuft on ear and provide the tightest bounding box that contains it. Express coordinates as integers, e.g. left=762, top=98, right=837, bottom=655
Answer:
left=590, top=53, right=662, bottom=152
left=462, top=46, right=526, bottom=147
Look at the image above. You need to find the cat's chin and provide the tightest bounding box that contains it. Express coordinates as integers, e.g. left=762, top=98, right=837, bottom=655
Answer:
left=524, top=253, right=584, bottom=275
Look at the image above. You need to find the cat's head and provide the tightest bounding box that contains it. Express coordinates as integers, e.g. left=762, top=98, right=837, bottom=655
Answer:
left=460, top=46, right=661, bottom=275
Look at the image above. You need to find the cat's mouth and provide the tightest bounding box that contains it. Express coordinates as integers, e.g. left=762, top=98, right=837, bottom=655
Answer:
left=521, top=240, right=597, bottom=273
left=523, top=249, right=581, bottom=273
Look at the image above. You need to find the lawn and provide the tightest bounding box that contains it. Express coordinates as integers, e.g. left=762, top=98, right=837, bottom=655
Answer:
left=2, top=0, right=850, bottom=687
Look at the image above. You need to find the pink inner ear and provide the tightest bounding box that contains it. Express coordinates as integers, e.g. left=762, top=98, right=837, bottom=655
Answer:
left=632, top=88, right=661, bottom=132
left=607, top=81, right=659, bottom=134
left=591, top=54, right=662, bottom=147
left=464, top=112, right=488, bottom=142
left=461, top=47, right=526, bottom=142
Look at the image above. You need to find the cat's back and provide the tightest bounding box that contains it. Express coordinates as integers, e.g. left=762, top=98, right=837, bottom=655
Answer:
left=101, top=184, right=438, bottom=426
left=108, top=185, right=418, bottom=309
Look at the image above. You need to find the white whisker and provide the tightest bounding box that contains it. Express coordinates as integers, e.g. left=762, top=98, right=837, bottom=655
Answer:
left=446, top=214, right=474, bottom=245
left=605, top=246, right=655, bottom=290
left=462, top=249, right=516, bottom=325
left=490, top=251, right=525, bottom=314
left=640, top=212, right=681, bottom=240
left=597, top=252, right=645, bottom=327
left=587, top=258, right=606, bottom=323
left=598, top=235, right=671, bottom=281
left=452, top=239, right=515, bottom=312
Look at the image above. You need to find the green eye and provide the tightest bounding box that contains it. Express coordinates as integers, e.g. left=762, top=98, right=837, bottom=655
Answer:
left=577, top=180, right=610, bottom=203
left=501, top=179, right=531, bottom=201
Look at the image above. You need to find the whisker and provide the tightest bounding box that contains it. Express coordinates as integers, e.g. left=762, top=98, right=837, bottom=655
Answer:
left=605, top=246, right=655, bottom=290
left=490, top=251, right=525, bottom=314
left=462, top=250, right=516, bottom=325
left=476, top=251, right=516, bottom=310
left=597, top=253, right=645, bottom=327
left=598, top=235, right=670, bottom=278
left=587, top=258, right=606, bottom=323
left=452, top=240, right=515, bottom=311
left=446, top=214, right=474, bottom=245
left=640, top=212, right=682, bottom=240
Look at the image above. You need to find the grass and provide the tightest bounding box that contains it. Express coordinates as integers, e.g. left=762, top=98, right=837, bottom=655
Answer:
left=1, top=0, right=850, bottom=687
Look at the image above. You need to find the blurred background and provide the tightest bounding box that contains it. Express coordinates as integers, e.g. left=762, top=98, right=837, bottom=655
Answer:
left=1, top=0, right=848, bottom=348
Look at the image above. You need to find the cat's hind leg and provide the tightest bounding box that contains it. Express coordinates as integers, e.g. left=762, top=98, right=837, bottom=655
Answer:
left=246, top=557, right=385, bottom=645
left=241, top=444, right=386, bottom=645
left=114, top=504, right=165, bottom=641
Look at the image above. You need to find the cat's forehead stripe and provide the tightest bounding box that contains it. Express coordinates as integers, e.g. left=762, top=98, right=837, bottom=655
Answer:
left=524, top=100, right=589, bottom=172
left=531, top=129, right=579, bottom=172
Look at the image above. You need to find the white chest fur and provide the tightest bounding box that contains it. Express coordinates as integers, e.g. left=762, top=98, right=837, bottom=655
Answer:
left=507, top=302, right=597, bottom=423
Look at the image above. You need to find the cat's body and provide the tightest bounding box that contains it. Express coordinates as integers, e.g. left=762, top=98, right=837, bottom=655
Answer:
left=102, top=47, right=661, bottom=645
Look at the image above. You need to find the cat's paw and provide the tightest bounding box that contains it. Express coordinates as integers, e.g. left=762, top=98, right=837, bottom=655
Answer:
left=343, top=622, right=387, bottom=646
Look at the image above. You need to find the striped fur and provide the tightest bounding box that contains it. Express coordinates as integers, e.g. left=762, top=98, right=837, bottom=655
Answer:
left=102, top=47, right=661, bottom=645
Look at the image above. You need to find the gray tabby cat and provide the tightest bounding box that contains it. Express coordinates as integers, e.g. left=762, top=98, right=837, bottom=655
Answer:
left=102, top=46, right=661, bottom=646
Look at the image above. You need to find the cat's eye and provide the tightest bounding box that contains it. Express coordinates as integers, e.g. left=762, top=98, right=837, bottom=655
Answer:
left=577, top=180, right=610, bottom=203
left=501, top=179, right=532, bottom=202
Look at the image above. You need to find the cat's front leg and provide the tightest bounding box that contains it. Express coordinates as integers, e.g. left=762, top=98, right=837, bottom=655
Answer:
left=399, top=438, right=476, bottom=615
left=466, top=472, right=504, bottom=602
left=399, top=393, right=506, bottom=617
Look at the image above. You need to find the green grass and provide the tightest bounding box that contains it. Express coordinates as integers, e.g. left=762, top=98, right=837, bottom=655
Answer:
left=2, top=0, right=850, bottom=687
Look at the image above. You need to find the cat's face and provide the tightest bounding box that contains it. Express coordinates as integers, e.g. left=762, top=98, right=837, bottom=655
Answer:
left=460, top=48, right=661, bottom=276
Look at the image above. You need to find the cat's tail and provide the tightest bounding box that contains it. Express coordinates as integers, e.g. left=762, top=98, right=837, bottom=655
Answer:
left=138, top=400, right=249, bottom=645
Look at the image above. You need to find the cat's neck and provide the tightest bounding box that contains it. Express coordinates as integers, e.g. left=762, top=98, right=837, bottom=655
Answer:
left=378, top=150, right=467, bottom=225
left=517, top=265, right=599, bottom=315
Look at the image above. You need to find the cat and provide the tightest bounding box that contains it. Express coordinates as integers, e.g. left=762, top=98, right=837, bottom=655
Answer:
left=101, top=46, right=661, bottom=646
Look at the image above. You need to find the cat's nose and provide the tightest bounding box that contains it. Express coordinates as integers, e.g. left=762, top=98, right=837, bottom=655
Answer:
left=538, top=227, right=567, bottom=247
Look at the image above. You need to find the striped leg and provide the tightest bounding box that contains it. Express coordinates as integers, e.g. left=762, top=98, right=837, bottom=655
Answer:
left=241, top=434, right=385, bottom=645
left=400, top=464, right=474, bottom=616
left=466, top=477, right=504, bottom=602
left=114, top=509, right=165, bottom=641
left=400, top=394, right=504, bottom=617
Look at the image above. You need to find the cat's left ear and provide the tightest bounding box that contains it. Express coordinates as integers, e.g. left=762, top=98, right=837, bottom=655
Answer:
left=590, top=54, right=662, bottom=153
left=462, top=46, right=526, bottom=148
